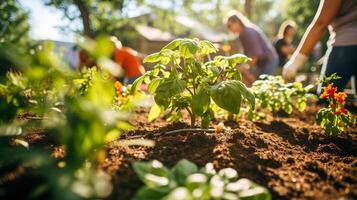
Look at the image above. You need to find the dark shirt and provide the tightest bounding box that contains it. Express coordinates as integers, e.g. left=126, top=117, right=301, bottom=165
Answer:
left=239, top=25, right=278, bottom=68
left=274, top=38, right=288, bottom=67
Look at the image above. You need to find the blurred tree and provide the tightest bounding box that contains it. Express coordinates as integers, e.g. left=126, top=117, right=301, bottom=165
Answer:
left=0, top=0, right=30, bottom=45
left=42, top=0, right=278, bottom=46
left=281, top=0, right=320, bottom=41
left=43, top=0, right=126, bottom=37
left=244, top=0, right=253, bottom=19
left=43, top=0, right=141, bottom=47
left=282, top=0, right=328, bottom=57
left=0, top=0, right=31, bottom=76
left=182, top=0, right=274, bottom=36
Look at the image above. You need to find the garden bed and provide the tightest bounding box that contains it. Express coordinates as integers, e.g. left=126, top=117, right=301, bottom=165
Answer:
left=103, top=106, right=357, bottom=200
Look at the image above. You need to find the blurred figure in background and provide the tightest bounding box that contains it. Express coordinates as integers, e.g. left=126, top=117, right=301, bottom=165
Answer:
left=224, top=10, right=278, bottom=85
left=283, top=0, right=357, bottom=95
left=78, top=37, right=145, bottom=84
left=78, top=48, right=96, bottom=70
left=274, top=20, right=296, bottom=68
left=110, top=36, right=145, bottom=84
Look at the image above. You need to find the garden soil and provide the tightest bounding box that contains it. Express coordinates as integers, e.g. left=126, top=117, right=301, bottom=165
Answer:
left=1, top=106, right=356, bottom=200
left=104, top=107, right=357, bottom=200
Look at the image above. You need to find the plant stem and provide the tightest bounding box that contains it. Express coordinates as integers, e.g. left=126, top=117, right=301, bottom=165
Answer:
left=185, top=107, right=195, bottom=127
left=190, top=113, right=196, bottom=127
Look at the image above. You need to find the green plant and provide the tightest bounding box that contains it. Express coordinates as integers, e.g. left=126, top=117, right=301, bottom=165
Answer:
left=0, top=36, right=135, bottom=200
left=130, top=38, right=255, bottom=128
left=316, top=74, right=355, bottom=136
left=132, top=159, right=271, bottom=200
left=250, top=75, right=314, bottom=118
left=0, top=72, right=29, bottom=123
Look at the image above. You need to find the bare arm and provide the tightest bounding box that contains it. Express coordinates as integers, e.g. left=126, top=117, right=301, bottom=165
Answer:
left=295, top=0, right=341, bottom=56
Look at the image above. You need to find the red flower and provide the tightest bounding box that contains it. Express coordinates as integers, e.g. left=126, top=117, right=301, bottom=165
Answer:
left=334, top=107, right=348, bottom=116
left=334, top=92, right=347, bottom=104
left=320, top=83, right=337, bottom=99
left=115, top=81, right=123, bottom=96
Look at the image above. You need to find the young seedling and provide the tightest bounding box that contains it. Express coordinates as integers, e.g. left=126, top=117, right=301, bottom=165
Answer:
left=316, top=74, right=355, bottom=136
left=130, top=38, right=255, bottom=128
left=132, top=159, right=271, bottom=200
left=250, top=75, right=314, bottom=119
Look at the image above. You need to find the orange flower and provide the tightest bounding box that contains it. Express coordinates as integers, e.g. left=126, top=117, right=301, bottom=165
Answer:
left=334, top=92, right=347, bottom=104
left=334, top=107, right=348, bottom=116
left=320, top=83, right=337, bottom=99
left=222, top=44, right=231, bottom=53
left=115, top=81, right=123, bottom=96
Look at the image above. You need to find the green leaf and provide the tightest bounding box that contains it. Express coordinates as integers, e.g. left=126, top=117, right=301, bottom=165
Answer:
left=133, top=160, right=170, bottom=188
left=218, top=168, right=238, bottom=181
left=143, top=52, right=162, bottom=63
left=239, top=187, right=271, bottom=200
left=198, top=40, right=217, bottom=55
left=201, top=108, right=214, bottom=128
left=283, top=104, right=293, bottom=114
left=132, top=186, right=170, bottom=200
left=235, top=82, right=255, bottom=109
left=171, top=159, right=198, bottom=185
left=162, top=39, right=184, bottom=50
left=191, top=88, right=210, bottom=116
left=148, top=78, right=164, bottom=94
left=148, top=103, right=162, bottom=122
left=297, top=101, right=307, bottom=112
left=211, top=80, right=246, bottom=114
left=154, top=79, right=186, bottom=108
left=95, top=36, right=114, bottom=58
left=163, top=187, right=193, bottom=200
left=179, top=39, right=198, bottom=58
left=130, top=74, right=147, bottom=93
left=227, top=54, right=251, bottom=66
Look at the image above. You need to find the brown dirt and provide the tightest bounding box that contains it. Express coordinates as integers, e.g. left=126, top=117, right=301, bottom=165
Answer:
left=1, top=106, right=356, bottom=200
left=103, top=106, right=357, bottom=200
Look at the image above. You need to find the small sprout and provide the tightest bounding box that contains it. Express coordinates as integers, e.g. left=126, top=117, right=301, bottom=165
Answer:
left=251, top=75, right=314, bottom=116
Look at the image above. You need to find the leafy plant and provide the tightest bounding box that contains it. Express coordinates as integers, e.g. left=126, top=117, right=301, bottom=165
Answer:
left=0, top=36, right=135, bottom=200
left=250, top=75, right=314, bottom=118
left=316, top=75, right=355, bottom=136
left=0, top=72, right=29, bottom=123
left=130, top=38, right=255, bottom=128
left=132, top=159, right=271, bottom=200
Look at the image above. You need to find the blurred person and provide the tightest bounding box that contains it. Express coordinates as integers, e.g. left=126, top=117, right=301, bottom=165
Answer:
left=274, top=20, right=296, bottom=67
left=282, top=0, right=357, bottom=94
left=224, top=10, right=279, bottom=84
left=78, top=48, right=96, bottom=70
left=110, top=36, right=145, bottom=84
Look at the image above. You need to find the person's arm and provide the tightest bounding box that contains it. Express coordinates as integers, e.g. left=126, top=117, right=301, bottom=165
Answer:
left=283, top=0, right=341, bottom=80
left=240, top=28, right=264, bottom=68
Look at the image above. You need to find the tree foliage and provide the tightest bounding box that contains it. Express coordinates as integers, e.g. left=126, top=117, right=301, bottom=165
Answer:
left=0, top=0, right=30, bottom=45
left=281, top=0, right=320, bottom=41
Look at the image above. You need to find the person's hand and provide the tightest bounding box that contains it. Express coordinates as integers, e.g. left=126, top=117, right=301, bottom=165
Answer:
left=282, top=53, right=308, bottom=81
